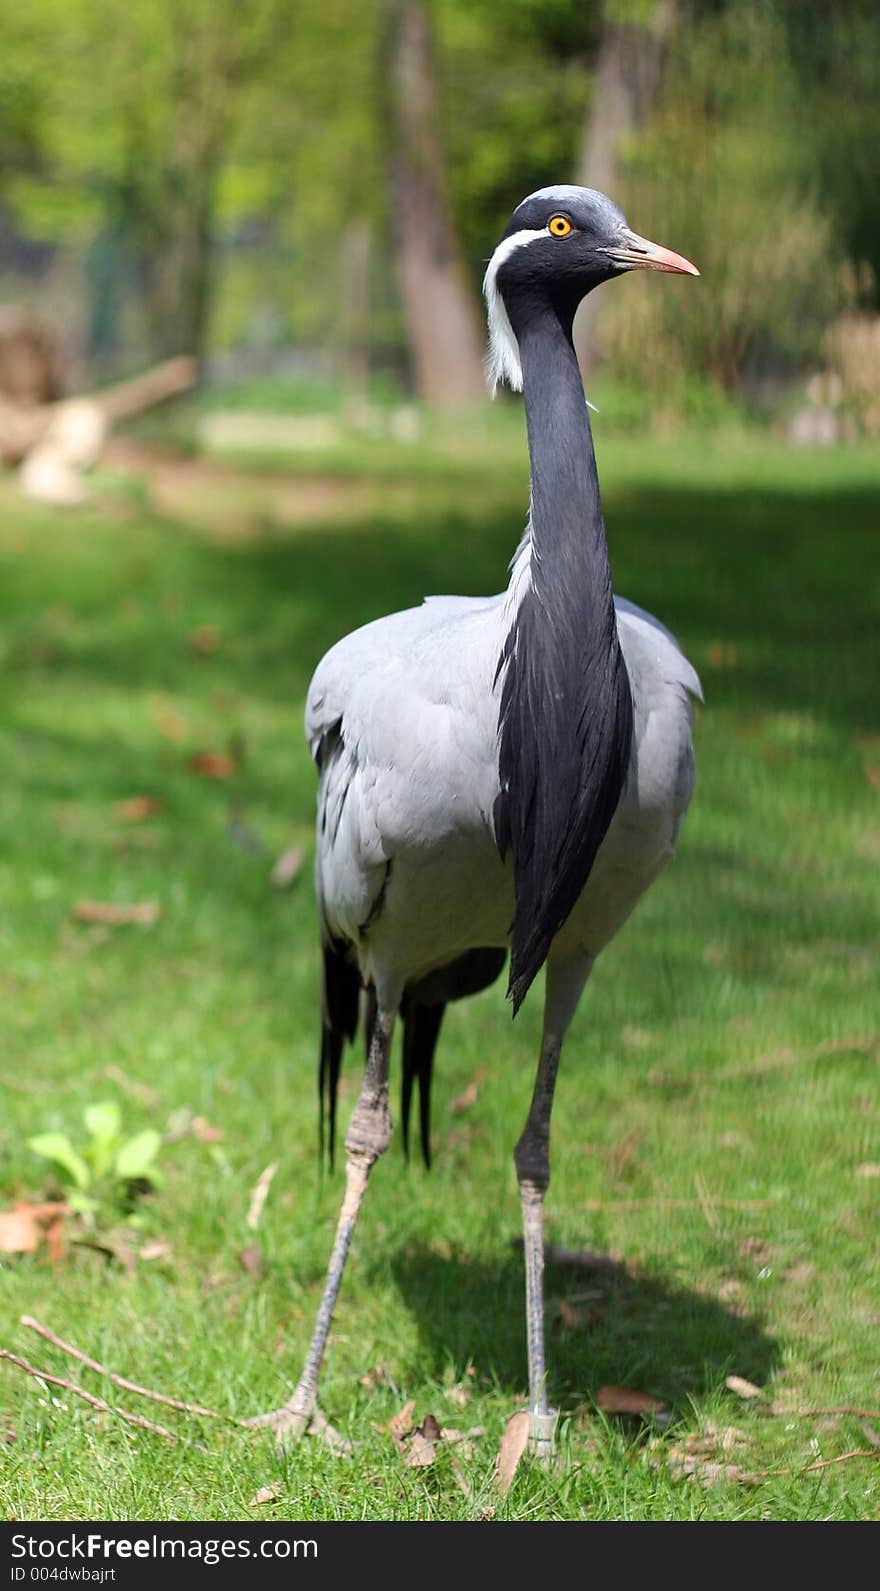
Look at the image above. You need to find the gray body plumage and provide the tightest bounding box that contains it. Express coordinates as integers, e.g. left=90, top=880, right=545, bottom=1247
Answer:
left=307, top=584, right=701, bottom=1000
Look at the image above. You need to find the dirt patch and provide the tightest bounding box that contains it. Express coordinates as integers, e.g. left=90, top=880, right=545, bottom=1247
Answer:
left=104, top=439, right=372, bottom=540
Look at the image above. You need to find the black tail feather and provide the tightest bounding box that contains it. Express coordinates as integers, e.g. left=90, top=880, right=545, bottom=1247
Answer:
left=319, top=943, right=505, bottom=1172
left=319, top=940, right=360, bottom=1168
left=401, top=1001, right=445, bottom=1168
left=400, top=948, right=506, bottom=1169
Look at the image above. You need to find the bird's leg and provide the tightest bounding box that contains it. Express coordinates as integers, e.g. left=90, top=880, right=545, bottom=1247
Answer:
left=514, top=1039, right=560, bottom=1460
left=513, top=951, right=593, bottom=1460
left=249, top=1007, right=395, bottom=1444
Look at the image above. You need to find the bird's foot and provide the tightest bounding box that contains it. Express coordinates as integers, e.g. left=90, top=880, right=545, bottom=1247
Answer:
left=246, top=1395, right=353, bottom=1454
left=528, top=1409, right=557, bottom=1464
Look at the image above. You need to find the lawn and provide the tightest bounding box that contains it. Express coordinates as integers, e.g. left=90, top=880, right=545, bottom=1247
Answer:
left=1, top=420, right=878, bottom=1521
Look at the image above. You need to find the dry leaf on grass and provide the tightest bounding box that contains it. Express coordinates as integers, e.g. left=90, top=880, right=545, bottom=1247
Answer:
left=781, top=1261, right=814, bottom=1285
left=191, top=1116, right=223, bottom=1144
left=664, top=1422, right=755, bottom=1487
left=707, top=641, right=738, bottom=670
left=441, top=1425, right=484, bottom=1462
left=444, top=1382, right=471, bottom=1408
left=386, top=1403, right=449, bottom=1468
left=113, top=796, right=162, bottom=822
left=102, top=1066, right=159, bottom=1108
left=387, top=1399, right=415, bottom=1445
left=0, top=1201, right=69, bottom=1259
left=609, top=1127, right=644, bottom=1178
left=553, top=1291, right=604, bottom=1332
left=726, top=1374, right=763, bottom=1401
left=248, top=1482, right=283, bottom=1507
left=359, top=1365, right=388, bottom=1390
left=0, top=1206, right=41, bottom=1255
left=597, top=1385, right=664, bottom=1417
left=669, top=1455, right=756, bottom=1487
left=189, top=750, right=237, bottom=780
left=71, top=900, right=160, bottom=926
left=494, top=1410, right=530, bottom=1494
left=406, top=1413, right=442, bottom=1468
left=739, top=1236, right=774, bottom=1265
left=450, top=1069, right=485, bottom=1114
left=139, top=1240, right=172, bottom=1264
left=855, top=1163, right=880, bottom=1179
left=190, top=625, right=221, bottom=656
left=271, top=846, right=304, bottom=888
left=238, top=1243, right=264, bottom=1277
left=150, top=700, right=187, bottom=742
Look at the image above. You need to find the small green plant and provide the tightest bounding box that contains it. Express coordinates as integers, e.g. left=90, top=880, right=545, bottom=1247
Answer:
left=28, top=1102, right=163, bottom=1225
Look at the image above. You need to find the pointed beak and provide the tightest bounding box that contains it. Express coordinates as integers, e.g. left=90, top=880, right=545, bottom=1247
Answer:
left=606, top=229, right=700, bottom=277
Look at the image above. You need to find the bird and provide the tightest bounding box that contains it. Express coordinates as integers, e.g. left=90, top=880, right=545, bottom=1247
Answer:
left=251, top=185, right=702, bottom=1456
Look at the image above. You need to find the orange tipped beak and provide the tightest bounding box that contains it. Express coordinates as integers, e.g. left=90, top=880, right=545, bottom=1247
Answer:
left=607, top=229, right=700, bottom=277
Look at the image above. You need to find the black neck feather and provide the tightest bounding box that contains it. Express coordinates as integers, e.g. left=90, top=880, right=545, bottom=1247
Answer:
left=494, top=290, right=633, bottom=1012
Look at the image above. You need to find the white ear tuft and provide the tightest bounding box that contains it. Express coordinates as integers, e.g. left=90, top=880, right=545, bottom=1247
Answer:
left=483, top=272, right=522, bottom=396
left=482, top=229, right=545, bottom=397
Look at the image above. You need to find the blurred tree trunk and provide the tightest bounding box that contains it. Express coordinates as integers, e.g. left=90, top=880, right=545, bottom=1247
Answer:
left=383, top=0, right=485, bottom=407
left=122, top=39, right=227, bottom=367
left=574, top=0, right=676, bottom=378
left=114, top=4, right=285, bottom=368
left=341, top=219, right=371, bottom=419
left=136, top=164, right=221, bottom=364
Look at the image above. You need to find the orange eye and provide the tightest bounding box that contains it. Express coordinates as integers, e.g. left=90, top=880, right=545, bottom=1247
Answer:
left=548, top=215, right=573, bottom=237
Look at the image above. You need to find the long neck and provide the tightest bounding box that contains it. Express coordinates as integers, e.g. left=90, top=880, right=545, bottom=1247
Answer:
left=513, top=297, right=613, bottom=626
left=495, top=291, right=633, bottom=1012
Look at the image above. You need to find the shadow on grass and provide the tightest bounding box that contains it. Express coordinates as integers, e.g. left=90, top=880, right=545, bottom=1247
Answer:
left=388, top=1242, right=780, bottom=1416
left=6, top=474, right=879, bottom=736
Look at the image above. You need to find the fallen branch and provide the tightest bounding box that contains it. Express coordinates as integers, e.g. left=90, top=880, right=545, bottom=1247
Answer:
left=772, top=1403, right=880, bottom=1423
left=246, top=1162, right=278, bottom=1232
left=0, top=1348, right=177, bottom=1442
left=694, top=1172, right=720, bottom=1232
left=802, top=1448, right=879, bottom=1474
left=0, top=358, right=196, bottom=466
left=20, top=1315, right=244, bottom=1425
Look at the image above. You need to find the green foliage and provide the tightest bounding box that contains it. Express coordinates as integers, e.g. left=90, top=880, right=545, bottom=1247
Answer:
left=437, top=0, right=591, bottom=273
left=601, top=3, right=856, bottom=395
left=27, top=1102, right=164, bottom=1221
left=780, top=0, right=880, bottom=290
left=1, top=1, right=879, bottom=387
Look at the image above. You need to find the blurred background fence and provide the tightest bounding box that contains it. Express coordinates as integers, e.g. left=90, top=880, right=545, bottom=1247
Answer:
left=1, top=0, right=878, bottom=437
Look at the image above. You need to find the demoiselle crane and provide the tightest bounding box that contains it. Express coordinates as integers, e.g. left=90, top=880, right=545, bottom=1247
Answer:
left=253, top=187, right=701, bottom=1455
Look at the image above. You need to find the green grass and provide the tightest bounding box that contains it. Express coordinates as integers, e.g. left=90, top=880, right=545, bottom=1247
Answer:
left=1, top=422, right=878, bottom=1521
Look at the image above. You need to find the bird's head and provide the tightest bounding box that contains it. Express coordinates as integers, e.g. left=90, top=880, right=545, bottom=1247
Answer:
left=483, top=185, right=699, bottom=395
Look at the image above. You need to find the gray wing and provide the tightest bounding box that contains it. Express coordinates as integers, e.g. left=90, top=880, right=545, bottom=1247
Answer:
left=615, top=598, right=701, bottom=854
left=614, top=596, right=703, bottom=704
left=306, top=597, right=504, bottom=945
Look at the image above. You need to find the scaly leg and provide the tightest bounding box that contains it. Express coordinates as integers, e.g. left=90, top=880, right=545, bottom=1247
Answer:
left=249, top=1005, right=395, bottom=1443
left=513, top=951, right=593, bottom=1459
